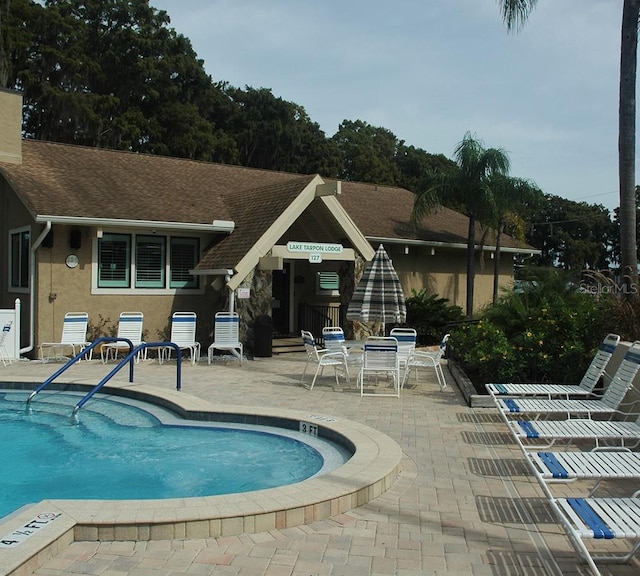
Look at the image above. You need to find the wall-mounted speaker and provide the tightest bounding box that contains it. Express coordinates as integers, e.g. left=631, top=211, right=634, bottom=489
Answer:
left=70, top=229, right=82, bottom=250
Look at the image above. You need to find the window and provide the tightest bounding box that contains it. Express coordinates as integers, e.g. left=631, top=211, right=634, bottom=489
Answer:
left=10, top=228, right=30, bottom=290
left=98, top=233, right=131, bottom=288
left=97, top=233, right=199, bottom=291
left=170, top=237, right=198, bottom=288
left=136, top=235, right=165, bottom=288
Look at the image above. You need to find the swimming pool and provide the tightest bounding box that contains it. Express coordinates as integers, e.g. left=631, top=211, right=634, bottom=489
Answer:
left=0, top=377, right=401, bottom=568
left=0, top=391, right=351, bottom=520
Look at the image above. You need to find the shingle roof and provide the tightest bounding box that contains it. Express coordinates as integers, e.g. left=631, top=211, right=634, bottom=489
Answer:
left=336, top=180, right=532, bottom=250
left=196, top=176, right=317, bottom=270
left=0, top=140, right=306, bottom=224
left=0, top=140, right=535, bottom=259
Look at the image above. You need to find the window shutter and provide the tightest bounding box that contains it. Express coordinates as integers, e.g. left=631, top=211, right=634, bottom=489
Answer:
left=98, top=234, right=130, bottom=287
left=136, top=236, right=165, bottom=288
left=170, top=238, right=198, bottom=288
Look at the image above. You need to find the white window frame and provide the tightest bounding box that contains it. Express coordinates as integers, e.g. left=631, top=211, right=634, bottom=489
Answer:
left=8, top=226, right=30, bottom=293
left=92, top=231, right=204, bottom=295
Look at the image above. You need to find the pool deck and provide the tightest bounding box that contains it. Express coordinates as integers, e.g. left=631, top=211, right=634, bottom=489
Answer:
left=1, top=353, right=639, bottom=576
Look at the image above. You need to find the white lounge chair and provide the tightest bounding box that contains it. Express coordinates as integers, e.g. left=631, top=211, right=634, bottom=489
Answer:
left=101, top=311, right=146, bottom=363
left=0, top=320, right=13, bottom=366
left=402, top=333, right=450, bottom=391
left=300, top=330, right=349, bottom=390
left=322, top=326, right=362, bottom=368
left=389, top=327, right=417, bottom=379
left=207, top=312, right=243, bottom=364
left=486, top=333, right=621, bottom=398
left=508, top=410, right=640, bottom=450
left=526, top=448, right=640, bottom=497
left=357, top=336, right=401, bottom=397
left=38, top=312, right=91, bottom=363
left=161, top=312, right=201, bottom=366
left=494, top=340, right=640, bottom=420
left=551, top=492, right=640, bottom=575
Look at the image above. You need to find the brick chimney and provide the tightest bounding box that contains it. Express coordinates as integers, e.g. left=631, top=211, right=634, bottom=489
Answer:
left=0, top=88, right=22, bottom=165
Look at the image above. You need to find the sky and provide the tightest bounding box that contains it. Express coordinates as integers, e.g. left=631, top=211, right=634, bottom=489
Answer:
left=150, top=0, right=623, bottom=212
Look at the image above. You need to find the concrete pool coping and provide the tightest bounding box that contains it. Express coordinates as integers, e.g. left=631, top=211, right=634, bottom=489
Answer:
left=0, top=381, right=402, bottom=576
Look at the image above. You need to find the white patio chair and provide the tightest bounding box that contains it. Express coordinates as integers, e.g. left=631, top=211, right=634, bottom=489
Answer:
left=494, top=340, right=640, bottom=421
left=389, top=327, right=417, bottom=379
left=0, top=320, right=13, bottom=366
left=300, top=330, right=349, bottom=390
left=486, top=333, right=621, bottom=398
left=207, top=312, right=243, bottom=364
left=101, top=311, right=146, bottom=363
left=402, top=333, right=449, bottom=391
left=161, top=312, right=201, bottom=366
left=38, top=312, right=91, bottom=363
left=357, top=336, right=401, bottom=397
left=322, top=326, right=362, bottom=368
left=551, top=491, right=640, bottom=575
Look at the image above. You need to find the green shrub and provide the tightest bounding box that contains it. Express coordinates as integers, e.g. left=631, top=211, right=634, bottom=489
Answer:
left=403, top=290, right=464, bottom=345
left=449, top=268, right=609, bottom=392
left=451, top=320, right=524, bottom=384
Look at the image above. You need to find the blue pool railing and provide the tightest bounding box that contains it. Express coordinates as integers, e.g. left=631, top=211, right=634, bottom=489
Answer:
left=26, top=338, right=182, bottom=414
left=72, top=342, right=182, bottom=416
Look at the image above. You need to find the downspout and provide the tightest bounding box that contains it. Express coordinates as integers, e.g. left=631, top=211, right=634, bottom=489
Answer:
left=21, top=221, right=51, bottom=354
left=226, top=272, right=235, bottom=313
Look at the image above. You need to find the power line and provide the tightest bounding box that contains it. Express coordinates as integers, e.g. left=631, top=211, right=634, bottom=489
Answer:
left=573, top=190, right=617, bottom=201
left=531, top=213, right=612, bottom=227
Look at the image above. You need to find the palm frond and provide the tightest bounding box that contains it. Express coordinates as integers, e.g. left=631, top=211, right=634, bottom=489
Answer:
left=500, top=0, right=539, bottom=33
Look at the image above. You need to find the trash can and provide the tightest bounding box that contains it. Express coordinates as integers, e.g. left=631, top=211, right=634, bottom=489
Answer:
left=254, top=314, right=273, bottom=357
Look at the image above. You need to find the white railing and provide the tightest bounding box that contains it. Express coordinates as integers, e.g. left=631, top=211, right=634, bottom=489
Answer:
left=0, top=298, right=21, bottom=361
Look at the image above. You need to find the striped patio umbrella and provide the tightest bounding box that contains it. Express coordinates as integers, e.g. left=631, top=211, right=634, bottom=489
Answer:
left=346, top=244, right=406, bottom=332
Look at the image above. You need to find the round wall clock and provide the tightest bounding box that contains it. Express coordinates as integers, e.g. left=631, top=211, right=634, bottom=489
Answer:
left=65, top=254, right=79, bottom=269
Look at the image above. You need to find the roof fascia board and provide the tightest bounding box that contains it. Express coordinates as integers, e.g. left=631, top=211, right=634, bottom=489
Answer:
left=34, top=215, right=235, bottom=233
left=228, top=175, right=324, bottom=290
left=366, top=236, right=541, bottom=256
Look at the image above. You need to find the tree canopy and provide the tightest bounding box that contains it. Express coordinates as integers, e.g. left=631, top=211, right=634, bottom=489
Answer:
left=0, top=0, right=628, bottom=274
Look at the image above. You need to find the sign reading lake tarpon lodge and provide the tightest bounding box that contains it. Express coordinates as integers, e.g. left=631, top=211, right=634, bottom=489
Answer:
left=286, top=241, right=343, bottom=254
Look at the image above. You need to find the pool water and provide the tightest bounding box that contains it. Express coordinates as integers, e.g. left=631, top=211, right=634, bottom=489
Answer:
left=0, top=391, right=347, bottom=520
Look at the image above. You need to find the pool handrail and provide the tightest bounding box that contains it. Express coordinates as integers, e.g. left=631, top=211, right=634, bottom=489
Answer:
left=26, top=339, right=182, bottom=409
left=72, top=342, right=182, bottom=416
left=26, top=337, right=133, bottom=404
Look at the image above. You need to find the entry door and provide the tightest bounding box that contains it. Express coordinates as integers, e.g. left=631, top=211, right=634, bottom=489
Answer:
left=272, top=263, right=290, bottom=335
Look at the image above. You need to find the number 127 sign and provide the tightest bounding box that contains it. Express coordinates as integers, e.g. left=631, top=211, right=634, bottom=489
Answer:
left=309, top=253, right=322, bottom=263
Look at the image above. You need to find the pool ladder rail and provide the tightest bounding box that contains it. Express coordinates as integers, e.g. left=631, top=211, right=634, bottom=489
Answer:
left=26, top=337, right=182, bottom=416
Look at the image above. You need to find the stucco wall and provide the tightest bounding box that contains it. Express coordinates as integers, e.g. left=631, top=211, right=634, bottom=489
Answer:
left=33, top=225, right=225, bottom=359
left=0, top=180, right=36, bottom=349
left=384, top=244, right=515, bottom=313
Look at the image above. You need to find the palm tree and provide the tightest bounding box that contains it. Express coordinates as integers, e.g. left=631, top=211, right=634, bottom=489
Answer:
left=487, top=174, right=541, bottom=302
left=412, top=132, right=510, bottom=317
left=497, top=0, right=639, bottom=287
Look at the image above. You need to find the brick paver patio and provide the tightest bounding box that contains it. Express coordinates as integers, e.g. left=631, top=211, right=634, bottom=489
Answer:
left=1, top=353, right=639, bottom=576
